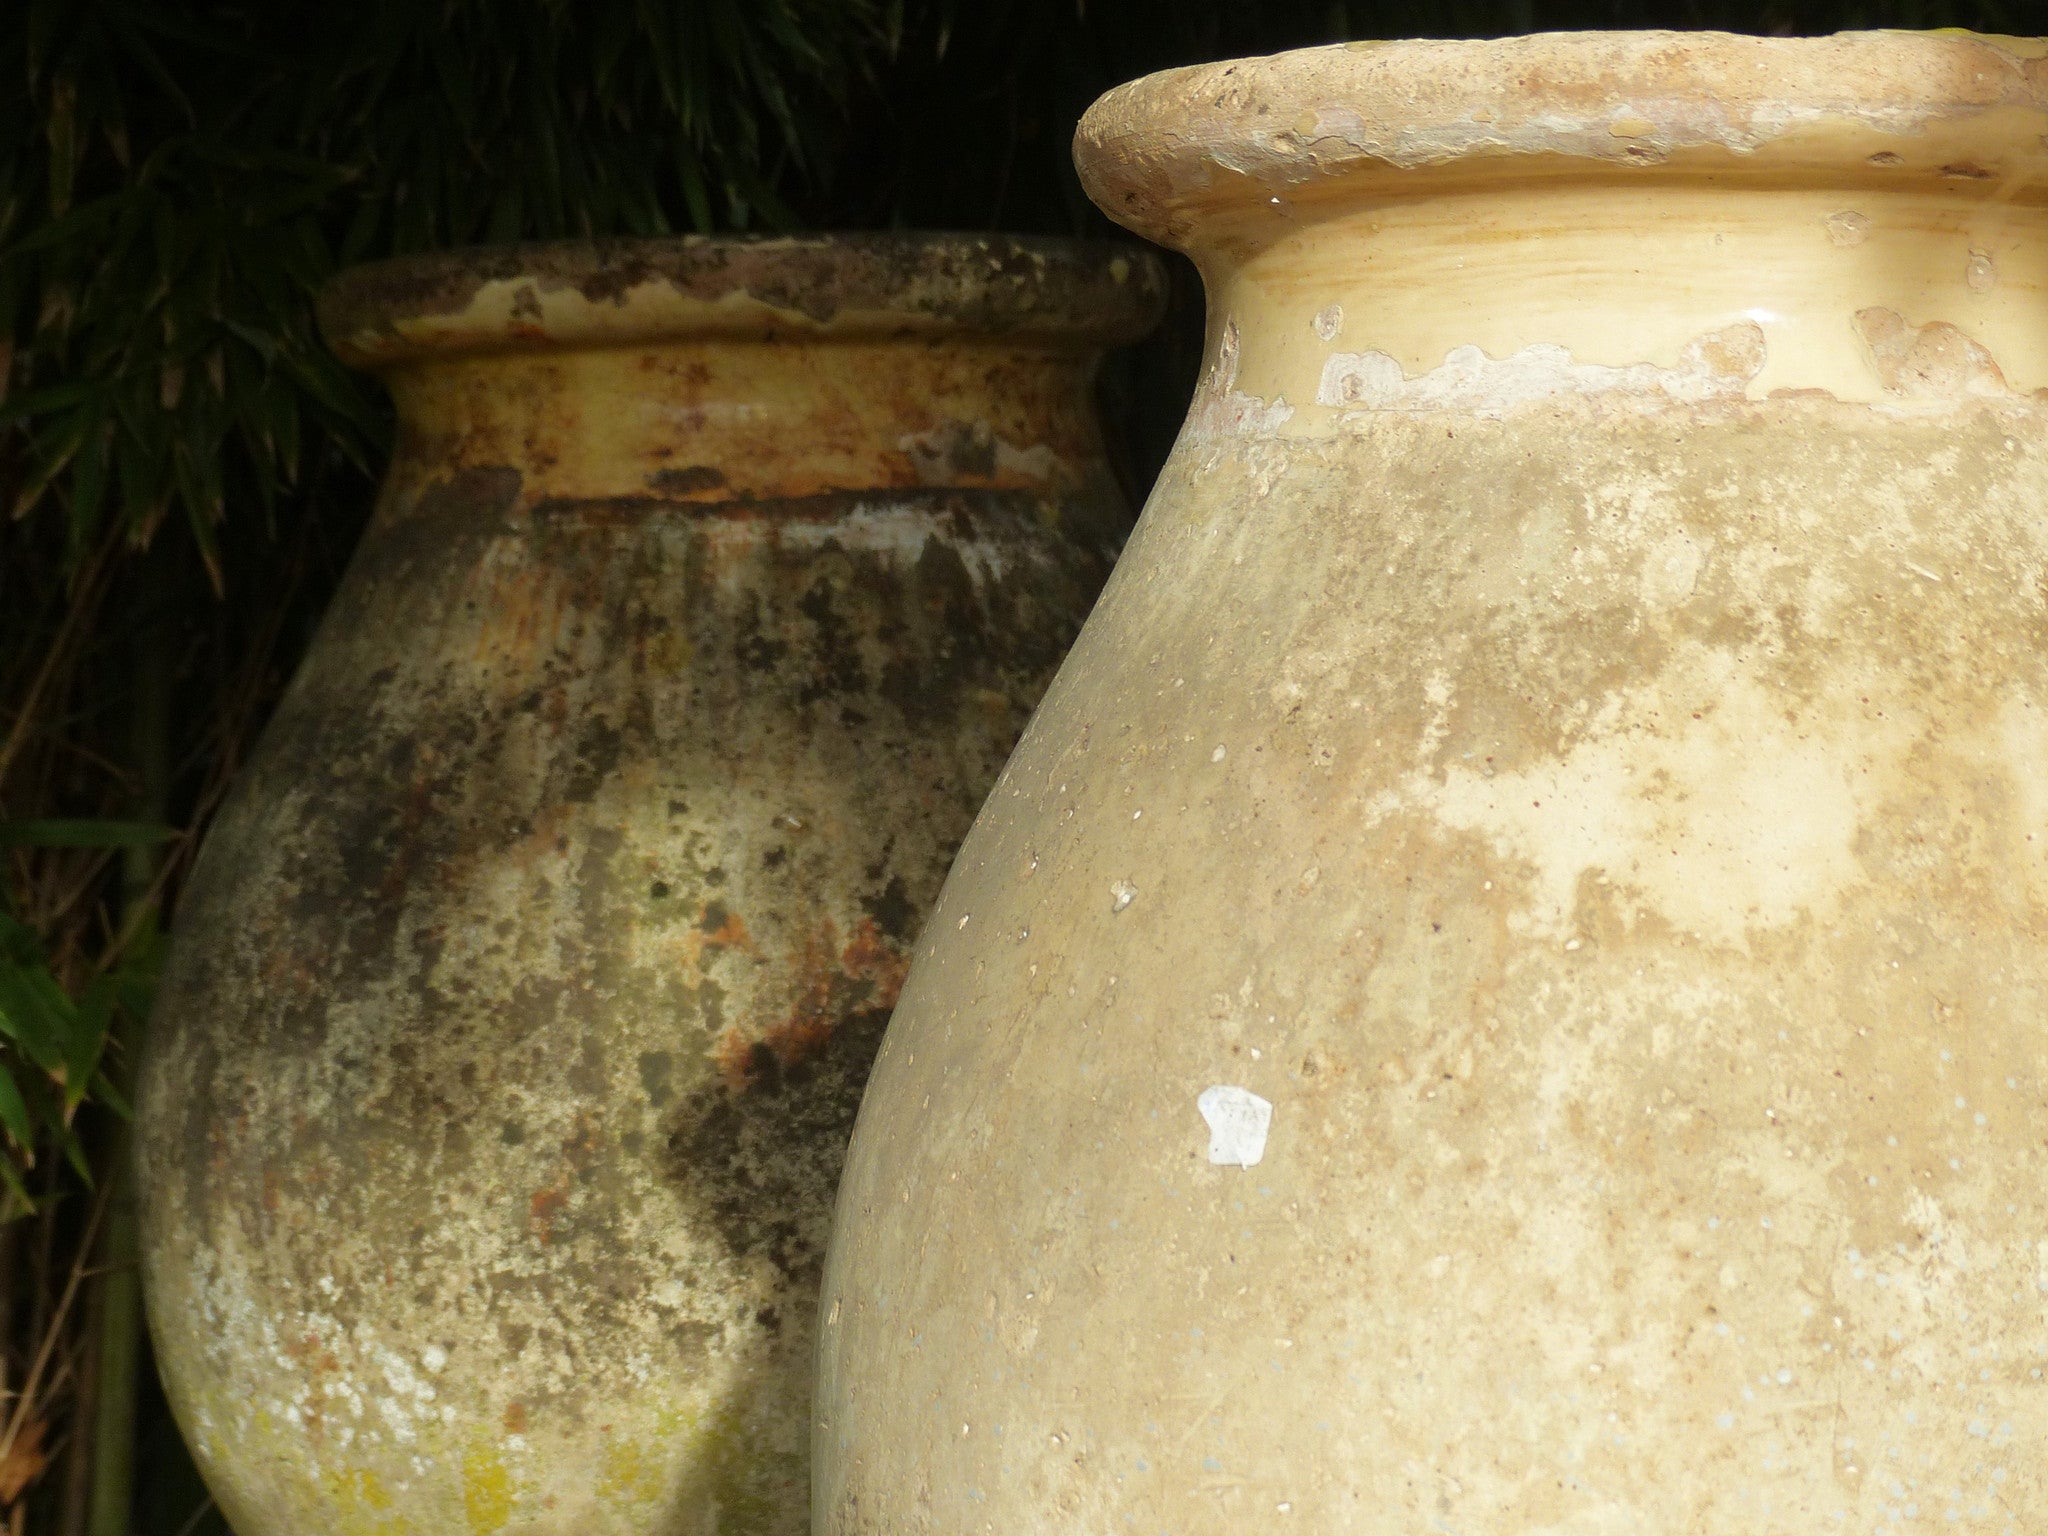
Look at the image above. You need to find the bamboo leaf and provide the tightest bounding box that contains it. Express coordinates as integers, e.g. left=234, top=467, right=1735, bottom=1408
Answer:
left=0, top=378, right=96, bottom=426
left=0, top=1061, right=36, bottom=1152
left=62, top=975, right=117, bottom=1110
left=0, top=818, right=177, bottom=848
left=66, top=411, right=110, bottom=541
left=59, top=1125, right=90, bottom=1183
left=10, top=403, right=92, bottom=519
left=0, top=1150, right=33, bottom=1216
left=45, top=68, right=79, bottom=218
left=0, top=962, right=72, bottom=1077
left=90, top=1068, right=131, bottom=1121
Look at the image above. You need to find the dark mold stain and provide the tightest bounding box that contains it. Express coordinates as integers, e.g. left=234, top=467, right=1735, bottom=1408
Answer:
left=639, top=1052, right=675, bottom=1108
left=861, top=876, right=917, bottom=942
left=648, top=465, right=728, bottom=496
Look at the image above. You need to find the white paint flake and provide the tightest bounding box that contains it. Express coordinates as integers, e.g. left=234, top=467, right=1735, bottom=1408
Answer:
left=1198, top=1085, right=1273, bottom=1168
left=1318, top=323, right=1765, bottom=417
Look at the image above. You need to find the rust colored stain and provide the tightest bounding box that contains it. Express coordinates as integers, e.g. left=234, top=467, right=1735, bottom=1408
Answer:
left=709, top=916, right=912, bottom=1095
left=837, top=917, right=909, bottom=1006
left=528, top=1187, right=569, bottom=1245
left=697, top=905, right=756, bottom=954
left=714, top=924, right=835, bottom=1092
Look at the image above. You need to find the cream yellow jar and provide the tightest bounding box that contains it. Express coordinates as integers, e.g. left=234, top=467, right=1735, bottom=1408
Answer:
left=819, top=33, right=2048, bottom=1534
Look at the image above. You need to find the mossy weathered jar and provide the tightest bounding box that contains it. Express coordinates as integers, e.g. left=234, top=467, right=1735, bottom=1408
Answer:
left=135, top=234, right=1161, bottom=1536
left=818, top=33, right=2048, bottom=1534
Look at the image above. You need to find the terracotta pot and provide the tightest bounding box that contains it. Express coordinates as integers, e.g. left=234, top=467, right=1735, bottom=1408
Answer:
left=818, top=33, right=2048, bottom=1533
left=135, top=234, right=1162, bottom=1536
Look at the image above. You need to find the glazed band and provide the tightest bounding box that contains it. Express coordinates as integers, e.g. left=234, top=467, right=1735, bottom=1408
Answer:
left=320, top=234, right=1168, bottom=365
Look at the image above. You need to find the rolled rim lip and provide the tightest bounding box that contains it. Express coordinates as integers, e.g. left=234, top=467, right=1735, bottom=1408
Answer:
left=318, top=232, right=1170, bottom=369
left=1075, top=29, right=2048, bottom=249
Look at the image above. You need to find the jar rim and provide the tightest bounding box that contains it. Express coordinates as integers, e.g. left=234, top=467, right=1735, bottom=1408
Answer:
left=319, top=233, right=1168, bottom=369
left=1075, top=30, right=2048, bottom=252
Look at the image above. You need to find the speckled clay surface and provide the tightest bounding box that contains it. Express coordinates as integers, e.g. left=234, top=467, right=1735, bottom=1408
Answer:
left=817, top=33, right=2048, bottom=1534
left=133, top=234, right=1162, bottom=1536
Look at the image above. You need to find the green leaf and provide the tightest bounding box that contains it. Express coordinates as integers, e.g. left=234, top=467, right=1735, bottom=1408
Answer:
left=0, top=1154, right=34, bottom=1219
left=0, top=1061, right=36, bottom=1151
left=0, top=915, right=41, bottom=962
left=63, top=973, right=117, bottom=1110
left=106, top=8, right=198, bottom=128
left=0, top=959, right=72, bottom=1077
left=66, top=410, right=111, bottom=541
left=60, top=1126, right=91, bottom=1183
left=45, top=68, right=79, bottom=217
left=111, top=917, right=164, bottom=1017
left=9, top=403, right=93, bottom=519
left=0, top=818, right=177, bottom=848
left=90, top=1068, right=132, bottom=1121
left=0, top=378, right=97, bottom=425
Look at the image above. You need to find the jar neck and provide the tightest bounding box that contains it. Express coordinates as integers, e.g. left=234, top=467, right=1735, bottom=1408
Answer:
left=375, top=339, right=1112, bottom=515
left=1202, top=173, right=2048, bottom=427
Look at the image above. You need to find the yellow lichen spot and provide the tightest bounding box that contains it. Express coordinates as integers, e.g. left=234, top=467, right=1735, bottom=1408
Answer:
left=598, top=1436, right=667, bottom=1509
left=354, top=1468, right=393, bottom=1510
left=462, top=1445, right=515, bottom=1534
left=320, top=1465, right=404, bottom=1536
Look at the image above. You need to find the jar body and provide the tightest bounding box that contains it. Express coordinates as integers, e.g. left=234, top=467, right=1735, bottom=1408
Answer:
left=136, top=237, right=1159, bottom=1536
left=818, top=35, right=2048, bottom=1534
left=822, top=398, right=2048, bottom=1531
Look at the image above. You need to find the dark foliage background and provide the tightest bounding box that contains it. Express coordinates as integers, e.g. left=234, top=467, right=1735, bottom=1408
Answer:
left=0, top=0, right=2030, bottom=1529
